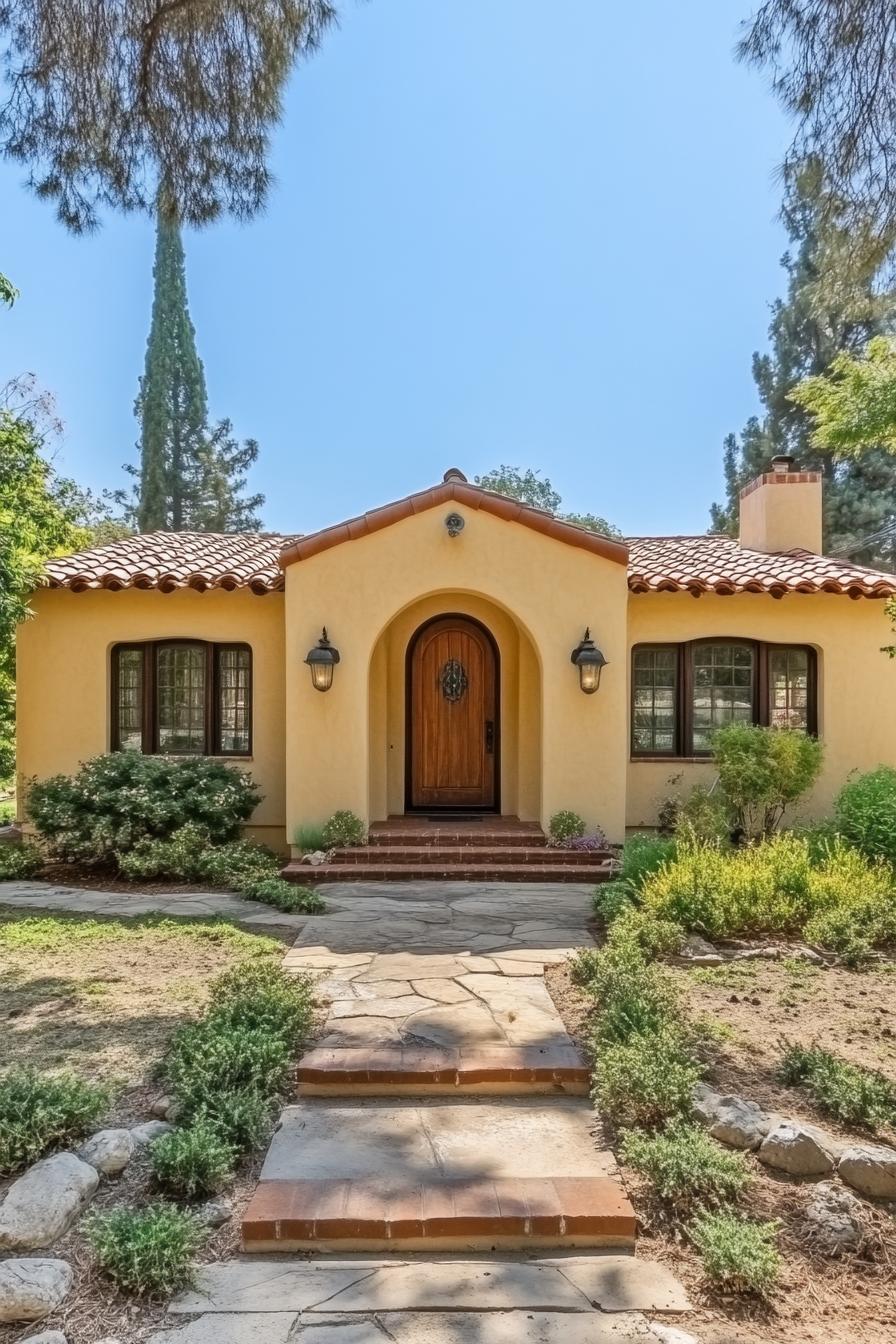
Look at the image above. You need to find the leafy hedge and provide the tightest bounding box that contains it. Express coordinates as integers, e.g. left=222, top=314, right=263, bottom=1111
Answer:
left=835, top=766, right=896, bottom=866
left=28, top=755, right=260, bottom=864
left=0, top=1067, right=108, bottom=1174
left=0, top=841, right=44, bottom=880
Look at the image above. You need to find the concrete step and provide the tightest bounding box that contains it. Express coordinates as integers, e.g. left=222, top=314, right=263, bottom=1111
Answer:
left=328, top=845, right=615, bottom=865
left=241, top=1097, right=635, bottom=1253
left=295, top=1045, right=590, bottom=1096
left=283, top=861, right=615, bottom=884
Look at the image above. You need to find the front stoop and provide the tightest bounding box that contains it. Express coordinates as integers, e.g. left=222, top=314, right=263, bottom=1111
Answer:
left=241, top=1176, right=636, bottom=1252
left=296, top=1045, right=590, bottom=1096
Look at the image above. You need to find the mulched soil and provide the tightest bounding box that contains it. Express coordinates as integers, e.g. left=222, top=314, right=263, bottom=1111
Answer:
left=37, top=860, right=231, bottom=895
left=546, top=954, right=896, bottom=1344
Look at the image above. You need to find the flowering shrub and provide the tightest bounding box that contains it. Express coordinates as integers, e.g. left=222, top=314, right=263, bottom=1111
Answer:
left=560, top=831, right=608, bottom=852
left=321, top=810, right=367, bottom=848
left=27, top=755, right=261, bottom=865
left=547, top=810, right=586, bottom=844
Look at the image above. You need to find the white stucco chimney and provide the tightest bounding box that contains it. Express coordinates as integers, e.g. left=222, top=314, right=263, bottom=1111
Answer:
left=738, top=455, right=823, bottom=554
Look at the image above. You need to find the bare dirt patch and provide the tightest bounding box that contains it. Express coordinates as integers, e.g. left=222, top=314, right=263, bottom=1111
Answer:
left=547, top=957, right=896, bottom=1344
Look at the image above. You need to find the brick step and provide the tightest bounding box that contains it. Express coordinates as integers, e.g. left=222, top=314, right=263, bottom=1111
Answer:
left=242, top=1176, right=636, bottom=1252
left=368, top=829, right=548, bottom=849
left=296, top=1046, right=590, bottom=1096
left=282, top=861, right=614, bottom=884
left=328, top=845, right=616, bottom=866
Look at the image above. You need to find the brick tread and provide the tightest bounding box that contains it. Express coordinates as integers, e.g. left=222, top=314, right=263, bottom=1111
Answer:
left=283, top=861, right=613, bottom=884
left=369, top=831, right=547, bottom=848
left=296, top=1045, right=589, bottom=1091
left=242, top=1175, right=636, bottom=1248
left=329, top=845, right=615, bottom=864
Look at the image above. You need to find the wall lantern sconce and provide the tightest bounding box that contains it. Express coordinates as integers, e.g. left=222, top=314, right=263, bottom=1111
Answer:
left=305, top=628, right=340, bottom=692
left=570, top=628, right=607, bottom=694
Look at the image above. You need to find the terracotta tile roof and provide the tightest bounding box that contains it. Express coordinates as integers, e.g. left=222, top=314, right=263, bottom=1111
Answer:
left=42, top=524, right=896, bottom=601
left=627, top=535, right=896, bottom=599
left=44, top=531, right=294, bottom=595
left=278, top=472, right=631, bottom=568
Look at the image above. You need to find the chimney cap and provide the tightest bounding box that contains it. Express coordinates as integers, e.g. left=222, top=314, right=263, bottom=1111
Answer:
left=443, top=467, right=468, bottom=484
left=770, top=454, right=796, bottom=475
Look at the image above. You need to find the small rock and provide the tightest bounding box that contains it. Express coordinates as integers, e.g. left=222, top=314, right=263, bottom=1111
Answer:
left=0, top=1259, right=72, bottom=1323
left=649, top=1327, right=701, bottom=1344
left=20, top=1332, right=68, bottom=1344
left=673, top=934, right=724, bottom=966
left=691, top=1083, right=772, bottom=1151
left=300, top=849, right=329, bottom=866
left=151, top=1095, right=173, bottom=1118
left=130, top=1120, right=174, bottom=1147
left=838, top=1144, right=896, bottom=1200
left=732, top=946, right=780, bottom=961
left=804, top=1180, right=865, bottom=1254
left=789, top=944, right=827, bottom=965
left=94, top=1338, right=124, bottom=1344
left=0, top=1154, right=99, bottom=1249
left=758, top=1120, right=839, bottom=1177
left=78, top=1128, right=134, bottom=1175
left=197, top=1199, right=233, bottom=1227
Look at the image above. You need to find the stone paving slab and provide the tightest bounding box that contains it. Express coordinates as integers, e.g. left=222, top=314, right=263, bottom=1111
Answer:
left=260, top=1098, right=615, bottom=1182
left=151, top=1312, right=680, bottom=1343
left=0, top=880, right=310, bottom=929
left=171, top=1257, right=690, bottom=1316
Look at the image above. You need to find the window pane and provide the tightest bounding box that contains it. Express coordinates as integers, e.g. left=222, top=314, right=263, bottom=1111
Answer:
left=115, top=648, right=144, bottom=751
left=768, top=647, right=810, bottom=730
left=216, top=647, right=251, bottom=754
left=157, top=645, right=206, bottom=754
left=690, top=643, right=754, bottom=752
left=631, top=648, right=678, bottom=753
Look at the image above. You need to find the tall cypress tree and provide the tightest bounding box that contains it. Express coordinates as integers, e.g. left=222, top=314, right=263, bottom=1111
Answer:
left=135, top=214, right=208, bottom=532
left=126, top=211, right=264, bottom=533
left=710, top=163, right=896, bottom=565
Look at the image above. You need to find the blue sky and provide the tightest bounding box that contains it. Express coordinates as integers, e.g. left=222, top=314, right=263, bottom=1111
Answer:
left=0, top=0, right=790, bottom=538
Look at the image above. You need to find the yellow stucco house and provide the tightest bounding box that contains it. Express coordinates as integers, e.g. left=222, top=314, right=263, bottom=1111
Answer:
left=15, top=463, right=896, bottom=877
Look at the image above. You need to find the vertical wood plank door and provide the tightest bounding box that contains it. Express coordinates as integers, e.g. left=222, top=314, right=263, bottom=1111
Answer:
left=408, top=617, right=497, bottom=809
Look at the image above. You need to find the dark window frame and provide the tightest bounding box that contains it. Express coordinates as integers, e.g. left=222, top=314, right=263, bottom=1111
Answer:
left=111, top=640, right=253, bottom=757
left=630, top=639, right=817, bottom=758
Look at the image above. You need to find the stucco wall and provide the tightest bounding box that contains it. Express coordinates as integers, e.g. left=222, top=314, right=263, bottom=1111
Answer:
left=626, top=591, right=896, bottom=827
left=284, top=505, right=630, bottom=842
left=16, top=588, right=287, bottom=849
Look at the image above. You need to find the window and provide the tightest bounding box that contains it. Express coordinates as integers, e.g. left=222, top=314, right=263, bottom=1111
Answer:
left=630, top=641, right=816, bottom=757
left=112, top=642, right=251, bottom=756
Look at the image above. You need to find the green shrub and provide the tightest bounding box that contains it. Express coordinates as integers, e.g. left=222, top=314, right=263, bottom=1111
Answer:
left=120, top=824, right=279, bottom=886
left=190, top=1086, right=274, bottom=1151
left=294, top=823, right=327, bottom=852
left=28, top=755, right=261, bottom=865
left=675, top=785, right=732, bottom=844
left=548, top=810, right=586, bottom=844
left=620, top=1120, right=750, bottom=1208
left=835, top=766, right=896, bottom=864
left=149, top=1123, right=235, bottom=1199
left=618, top=834, right=677, bottom=889
left=0, top=799, right=15, bottom=825
left=802, top=844, right=896, bottom=963
left=239, top=876, right=325, bottom=914
left=592, top=1027, right=701, bottom=1129
left=208, top=961, right=315, bottom=1050
left=87, top=1204, right=204, bottom=1296
left=165, top=1021, right=291, bottom=1129
left=690, top=1210, right=781, bottom=1296
left=321, top=810, right=367, bottom=848
left=612, top=907, right=684, bottom=958
left=0, top=1067, right=108, bottom=1173
left=0, top=841, right=44, bottom=880
left=586, top=940, right=683, bottom=1046
left=592, top=880, right=635, bottom=923
left=778, top=1043, right=896, bottom=1130
left=712, top=723, right=823, bottom=839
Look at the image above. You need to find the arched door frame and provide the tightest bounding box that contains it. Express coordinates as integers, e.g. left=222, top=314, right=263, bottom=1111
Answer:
left=404, top=611, right=501, bottom=813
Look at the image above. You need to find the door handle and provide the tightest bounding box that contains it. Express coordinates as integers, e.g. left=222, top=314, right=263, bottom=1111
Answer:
left=485, top=719, right=495, bottom=754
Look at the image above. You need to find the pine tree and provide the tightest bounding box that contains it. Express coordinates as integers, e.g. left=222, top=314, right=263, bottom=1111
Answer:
left=125, top=211, right=264, bottom=533
left=710, top=163, right=896, bottom=566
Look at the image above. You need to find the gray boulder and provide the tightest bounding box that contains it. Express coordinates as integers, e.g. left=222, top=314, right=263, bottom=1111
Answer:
left=673, top=934, right=723, bottom=966
left=691, top=1083, right=772, bottom=1151
left=0, top=1153, right=99, bottom=1249
left=0, top=1259, right=73, bottom=1323
left=130, top=1120, right=174, bottom=1147
left=758, top=1120, right=839, bottom=1177
left=838, top=1143, right=896, bottom=1200
left=20, top=1332, right=68, bottom=1344
left=197, top=1199, right=233, bottom=1228
left=78, top=1128, right=134, bottom=1176
left=803, top=1181, right=864, bottom=1254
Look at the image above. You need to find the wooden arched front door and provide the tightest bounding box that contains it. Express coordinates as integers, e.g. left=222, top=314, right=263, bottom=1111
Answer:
left=407, top=616, right=498, bottom=811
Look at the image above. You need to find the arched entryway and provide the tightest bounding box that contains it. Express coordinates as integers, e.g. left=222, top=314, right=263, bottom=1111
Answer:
left=405, top=614, right=500, bottom=811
